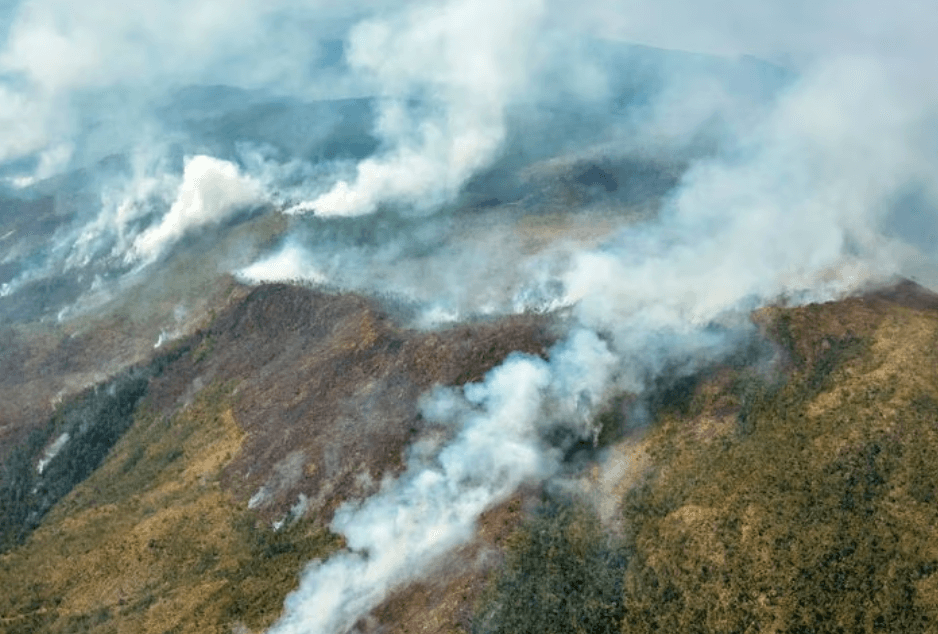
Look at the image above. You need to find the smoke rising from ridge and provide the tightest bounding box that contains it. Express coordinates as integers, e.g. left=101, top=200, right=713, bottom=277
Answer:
left=2, top=1, right=938, bottom=633
left=269, top=330, right=617, bottom=634
left=266, top=54, right=937, bottom=634
left=127, top=155, right=263, bottom=264
left=289, top=0, right=546, bottom=216
left=261, top=4, right=938, bottom=633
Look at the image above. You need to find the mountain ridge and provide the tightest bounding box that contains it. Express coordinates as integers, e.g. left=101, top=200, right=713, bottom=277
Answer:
left=2, top=278, right=937, bottom=633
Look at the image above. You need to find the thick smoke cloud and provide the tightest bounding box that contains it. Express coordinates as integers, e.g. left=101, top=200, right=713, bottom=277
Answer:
left=288, top=0, right=546, bottom=216
left=260, top=3, right=938, bottom=633
left=2, top=0, right=938, bottom=633
left=127, top=155, right=263, bottom=263
left=271, top=355, right=555, bottom=634
left=267, top=51, right=938, bottom=633
left=270, top=331, right=617, bottom=634
left=569, top=59, right=932, bottom=337
left=0, top=0, right=376, bottom=164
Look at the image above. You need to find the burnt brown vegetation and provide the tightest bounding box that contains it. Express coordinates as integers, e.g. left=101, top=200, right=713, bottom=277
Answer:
left=1, top=280, right=938, bottom=633
left=0, top=282, right=554, bottom=633
left=149, top=283, right=555, bottom=523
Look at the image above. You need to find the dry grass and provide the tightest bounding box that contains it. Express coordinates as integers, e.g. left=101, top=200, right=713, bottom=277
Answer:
left=0, top=283, right=555, bottom=634
left=5, top=280, right=938, bottom=634
left=615, top=291, right=938, bottom=633
left=0, top=382, right=339, bottom=634
left=469, top=284, right=938, bottom=634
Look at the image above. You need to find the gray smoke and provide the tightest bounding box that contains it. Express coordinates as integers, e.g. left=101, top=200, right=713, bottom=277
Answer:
left=262, top=3, right=938, bottom=633
left=267, top=50, right=936, bottom=631
left=2, top=1, right=938, bottom=633
left=286, top=0, right=546, bottom=217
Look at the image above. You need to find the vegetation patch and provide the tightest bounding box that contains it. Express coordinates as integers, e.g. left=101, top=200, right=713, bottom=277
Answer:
left=474, top=499, right=628, bottom=634
left=0, top=343, right=188, bottom=552
left=0, top=381, right=341, bottom=634
left=5, top=284, right=938, bottom=634
left=615, top=298, right=938, bottom=633
left=472, top=293, right=938, bottom=634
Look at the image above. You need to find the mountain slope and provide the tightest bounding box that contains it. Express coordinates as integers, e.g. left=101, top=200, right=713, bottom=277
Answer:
left=0, top=283, right=553, bottom=634
left=2, top=281, right=938, bottom=633
left=478, top=280, right=938, bottom=634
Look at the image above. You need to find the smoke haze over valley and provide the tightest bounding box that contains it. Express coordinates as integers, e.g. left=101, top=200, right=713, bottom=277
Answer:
left=1, top=1, right=938, bottom=633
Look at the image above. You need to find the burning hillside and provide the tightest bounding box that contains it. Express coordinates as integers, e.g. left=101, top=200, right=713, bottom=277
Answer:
left=1, top=0, right=938, bottom=633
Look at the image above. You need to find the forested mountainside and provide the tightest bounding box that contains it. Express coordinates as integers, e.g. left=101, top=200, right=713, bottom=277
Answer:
left=2, top=279, right=937, bottom=634
left=1, top=3, right=936, bottom=631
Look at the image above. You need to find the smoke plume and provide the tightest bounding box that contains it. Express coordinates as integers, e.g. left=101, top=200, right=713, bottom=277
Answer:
left=288, top=0, right=546, bottom=216
left=127, top=155, right=263, bottom=264
left=2, top=1, right=938, bottom=633
left=270, top=331, right=616, bottom=634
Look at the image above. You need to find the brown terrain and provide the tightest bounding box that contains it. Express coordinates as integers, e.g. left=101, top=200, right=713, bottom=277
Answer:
left=1, top=278, right=938, bottom=633
left=0, top=281, right=555, bottom=633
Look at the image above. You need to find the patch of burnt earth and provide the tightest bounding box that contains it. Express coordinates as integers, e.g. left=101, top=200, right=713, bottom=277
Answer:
left=0, top=283, right=555, bottom=634
left=141, top=283, right=555, bottom=526
left=864, top=277, right=938, bottom=312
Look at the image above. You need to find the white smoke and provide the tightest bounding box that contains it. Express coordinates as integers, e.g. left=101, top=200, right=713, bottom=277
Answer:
left=265, top=8, right=938, bottom=634
left=0, top=0, right=375, bottom=167
left=568, top=57, right=928, bottom=344
left=266, top=63, right=929, bottom=626
left=2, top=0, right=938, bottom=632
left=235, top=210, right=589, bottom=324
left=36, top=431, right=70, bottom=474
left=5, top=142, right=72, bottom=188
left=238, top=241, right=328, bottom=287
left=269, top=331, right=616, bottom=634
left=55, top=151, right=264, bottom=272
left=64, top=145, right=180, bottom=270
left=289, top=0, right=547, bottom=216
left=126, top=155, right=263, bottom=264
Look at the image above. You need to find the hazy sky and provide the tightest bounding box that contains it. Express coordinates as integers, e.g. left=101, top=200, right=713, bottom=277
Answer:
left=563, top=0, right=938, bottom=70
left=2, top=0, right=936, bottom=168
